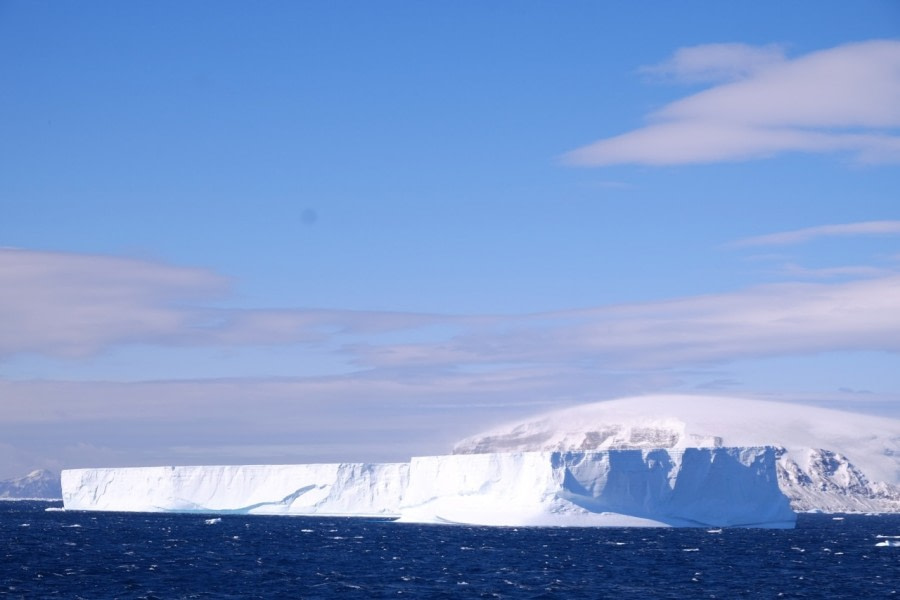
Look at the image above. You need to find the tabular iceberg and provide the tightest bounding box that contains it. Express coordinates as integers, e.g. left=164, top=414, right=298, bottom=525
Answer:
left=62, top=446, right=796, bottom=528
left=60, top=396, right=898, bottom=523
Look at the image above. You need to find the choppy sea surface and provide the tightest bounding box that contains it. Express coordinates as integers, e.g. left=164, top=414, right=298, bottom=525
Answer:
left=2, top=501, right=898, bottom=599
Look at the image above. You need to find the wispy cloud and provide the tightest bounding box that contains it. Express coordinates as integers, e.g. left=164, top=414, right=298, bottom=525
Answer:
left=776, top=263, right=891, bottom=280
left=565, top=40, right=900, bottom=165
left=0, top=248, right=226, bottom=358
left=639, top=42, right=787, bottom=84
left=5, top=248, right=900, bottom=374
left=349, top=275, right=900, bottom=370
left=695, top=378, right=742, bottom=390
left=0, top=249, right=439, bottom=359
left=732, top=220, right=900, bottom=247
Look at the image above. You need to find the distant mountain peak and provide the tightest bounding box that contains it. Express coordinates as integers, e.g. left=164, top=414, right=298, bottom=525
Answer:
left=0, top=469, right=62, bottom=500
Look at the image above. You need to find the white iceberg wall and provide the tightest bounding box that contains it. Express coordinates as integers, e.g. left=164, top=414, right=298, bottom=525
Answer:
left=657, top=447, right=793, bottom=526
left=399, top=448, right=794, bottom=528
left=399, top=452, right=560, bottom=526
left=62, top=463, right=408, bottom=516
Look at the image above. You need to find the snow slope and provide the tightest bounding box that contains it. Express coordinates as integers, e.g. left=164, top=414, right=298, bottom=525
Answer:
left=62, top=448, right=795, bottom=528
left=453, top=395, right=900, bottom=513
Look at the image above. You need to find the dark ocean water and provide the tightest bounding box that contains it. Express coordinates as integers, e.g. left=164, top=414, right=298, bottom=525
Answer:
left=1, top=501, right=898, bottom=599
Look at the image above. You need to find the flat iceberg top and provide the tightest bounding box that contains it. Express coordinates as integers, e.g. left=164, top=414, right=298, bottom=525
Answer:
left=453, top=395, right=900, bottom=485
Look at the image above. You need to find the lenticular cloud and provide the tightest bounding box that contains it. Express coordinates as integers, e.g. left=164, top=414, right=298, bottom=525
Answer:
left=565, top=40, right=900, bottom=165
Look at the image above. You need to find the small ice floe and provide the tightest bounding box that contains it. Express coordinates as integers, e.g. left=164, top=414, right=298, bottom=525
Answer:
left=19, top=523, right=30, bottom=527
left=791, top=547, right=805, bottom=553
left=875, top=540, right=900, bottom=547
left=63, top=524, right=82, bottom=528
left=682, top=548, right=700, bottom=552
left=875, top=535, right=900, bottom=539
left=44, top=507, right=64, bottom=512
left=204, top=518, right=222, bottom=525
left=832, top=517, right=845, bottom=521
left=706, top=528, right=723, bottom=534
left=300, top=529, right=314, bottom=533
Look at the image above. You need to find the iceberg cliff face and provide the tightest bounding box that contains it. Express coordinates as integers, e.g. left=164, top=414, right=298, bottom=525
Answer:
left=62, top=447, right=796, bottom=528
left=62, top=463, right=408, bottom=516
left=399, top=448, right=794, bottom=528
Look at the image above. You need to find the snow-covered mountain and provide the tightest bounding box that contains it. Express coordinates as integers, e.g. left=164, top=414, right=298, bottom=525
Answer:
left=0, top=469, right=62, bottom=500
left=453, top=395, right=900, bottom=513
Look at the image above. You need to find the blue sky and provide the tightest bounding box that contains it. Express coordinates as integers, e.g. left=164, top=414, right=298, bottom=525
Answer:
left=1, top=1, right=899, bottom=477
